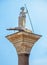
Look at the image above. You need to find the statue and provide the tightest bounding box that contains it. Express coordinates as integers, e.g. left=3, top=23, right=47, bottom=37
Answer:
left=18, top=7, right=28, bottom=28
left=7, top=7, right=32, bottom=33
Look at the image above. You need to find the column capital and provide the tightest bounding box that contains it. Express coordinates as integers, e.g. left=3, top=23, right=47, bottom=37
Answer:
left=6, top=31, right=41, bottom=54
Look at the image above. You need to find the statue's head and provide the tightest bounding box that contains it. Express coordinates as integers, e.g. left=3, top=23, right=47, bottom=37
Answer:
left=20, top=7, right=25, bottom=11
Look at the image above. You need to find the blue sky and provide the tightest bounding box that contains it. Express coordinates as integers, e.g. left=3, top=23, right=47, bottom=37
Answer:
left=0, top=0, right=47, bottom=65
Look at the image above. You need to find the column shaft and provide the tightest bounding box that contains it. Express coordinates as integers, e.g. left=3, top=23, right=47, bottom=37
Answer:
left=18, top=54, right=29, bottom=65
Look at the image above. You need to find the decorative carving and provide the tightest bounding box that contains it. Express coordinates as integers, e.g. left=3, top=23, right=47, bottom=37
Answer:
left=6, top=32, right=41, bottom=54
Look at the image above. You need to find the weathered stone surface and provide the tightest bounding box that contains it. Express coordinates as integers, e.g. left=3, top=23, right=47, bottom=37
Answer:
left=18, top=54, right=29, bottom=65
left=6, top=31, right=41, bottom=54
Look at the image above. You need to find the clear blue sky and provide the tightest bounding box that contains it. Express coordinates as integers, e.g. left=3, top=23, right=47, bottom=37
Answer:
left=0, top=0, right=47, bottom=65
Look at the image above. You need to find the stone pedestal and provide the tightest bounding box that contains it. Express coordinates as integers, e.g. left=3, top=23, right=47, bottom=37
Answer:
left=6, top=31, right=41, bottom=65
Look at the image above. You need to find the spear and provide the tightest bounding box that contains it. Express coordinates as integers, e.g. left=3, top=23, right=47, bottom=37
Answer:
left=25, top=4, right=34, bottom=33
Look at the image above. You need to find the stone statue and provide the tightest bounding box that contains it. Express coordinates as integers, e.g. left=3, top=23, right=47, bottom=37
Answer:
left=18, top=7, right=28, bottom=28
left=7, top=7, right=32, bottom=33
